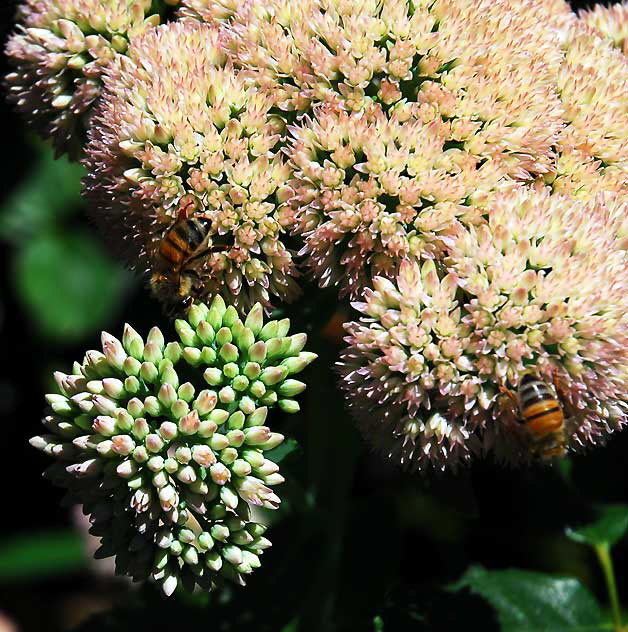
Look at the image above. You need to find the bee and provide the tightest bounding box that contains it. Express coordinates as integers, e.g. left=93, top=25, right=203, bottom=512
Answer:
left=500, top=373, right=567, bottom=459
left=150, top=212, right=228, bottom=311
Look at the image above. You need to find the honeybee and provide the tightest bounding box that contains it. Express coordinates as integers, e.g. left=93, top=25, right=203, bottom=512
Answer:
left=500, top=373, right=567, bottom=460
left=150, top=212, right=228, bottom=311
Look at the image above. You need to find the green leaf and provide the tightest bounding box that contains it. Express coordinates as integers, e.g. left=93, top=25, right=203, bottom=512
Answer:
left=453, top=566, right=608, bottom=632
left=0, top=148, right=84, bottom=243
left=281, top=620, right=299, bottom=632
left=0, top=530, right=86, bottom=580
left=373, top=615, right=384, bottom=632
left=14, top=229, right=130, bottom=341
left=265, top=438, right=300, bottom=464
left=567, top=505, right=628, bottom=549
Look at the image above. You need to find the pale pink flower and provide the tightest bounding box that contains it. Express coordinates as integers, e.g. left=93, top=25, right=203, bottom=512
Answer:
left=83, top=21, right=300, bottom=311
left=548, top=20, right=628, bottom=198
left=229, top=0, right=569, bottom=298
left=580, top=2, right=628, bottom=55
left=339, top=185, right=628, bottom=469
left=5, top=0, right=173, bottom=158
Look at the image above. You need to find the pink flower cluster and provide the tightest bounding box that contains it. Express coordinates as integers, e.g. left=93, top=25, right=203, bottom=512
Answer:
left=7, top=0, right=628, bottom=468
left=340, top=185, right=628, bottom=468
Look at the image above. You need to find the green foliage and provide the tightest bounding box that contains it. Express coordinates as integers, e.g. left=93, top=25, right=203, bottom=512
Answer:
left=0, top=530, right=86, bottom=580
left=265, top=438, right=301, bottom=464
left=14, top=229, right=128, bottom=340
left=0, top=143, right=130, bottom=341
left=453, top=566, right=609, bottom=632
left=0, top=148, right=84, bottom=243
left=567, top=505, right=628, bottom=549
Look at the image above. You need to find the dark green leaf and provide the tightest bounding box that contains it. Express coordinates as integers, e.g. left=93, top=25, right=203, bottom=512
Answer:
left=265, top=438, right=301, bottom=464
left=0, top=148, right=84, bottom=243
left=567, top=505, right=628, bottom=549
left=14, top=229, right=130, bottom=341
left=0, top=530, right=86, bottom=580
left=453, top=566, right=608, bottom=632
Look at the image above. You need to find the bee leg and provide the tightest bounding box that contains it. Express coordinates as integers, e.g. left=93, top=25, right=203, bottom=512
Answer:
left=191, top=212, right=214, bottom=220
left=551, top=371, right=566, bottom=400
left=185, top=244, right=230, bottom=266
left=498, top=383, right=518, bottom=406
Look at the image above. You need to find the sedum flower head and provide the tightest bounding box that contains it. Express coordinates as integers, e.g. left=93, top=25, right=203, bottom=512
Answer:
left=84, top=21, right=300, bottom=312
left=338, top=185, right=628, bottom=469
left=580, top=2, right=628, bottom=56
left=5, top=0, right=176, bottom=159
left=265, top=0, right=565, bottom=298
left=546, top=19, right=628, bottom=198
left=30, top=297, right=316, bottom=594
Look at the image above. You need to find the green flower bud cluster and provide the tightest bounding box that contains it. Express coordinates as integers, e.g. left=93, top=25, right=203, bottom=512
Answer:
left=31, top=296, right=316, bottom=595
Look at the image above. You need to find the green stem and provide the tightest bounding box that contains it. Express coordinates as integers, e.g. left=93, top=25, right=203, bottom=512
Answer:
left=595, top=543, right=622, bottom=631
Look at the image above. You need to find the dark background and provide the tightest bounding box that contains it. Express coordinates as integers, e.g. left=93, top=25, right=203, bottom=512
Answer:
left=1, top=1, right=627, bottom=630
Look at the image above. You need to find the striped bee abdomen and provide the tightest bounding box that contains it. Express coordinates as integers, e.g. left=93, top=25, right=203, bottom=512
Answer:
left=517, top=374, right=564, bottom=438
left=158, top=218, right=209, bottom=268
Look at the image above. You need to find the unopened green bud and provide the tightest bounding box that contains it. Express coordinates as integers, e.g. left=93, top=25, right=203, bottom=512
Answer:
left=244, top=426, right=271, bottom=445
left=164, top=342, right=182, bottom=364
left=206, top=550, right=222, bottom=571
left=207, top=295, right=226, bottom=330
left=171, top=399, right=189, bottom=419
left=160, top=365, right=179, bottom=389
left=249, top=380, right=266, bottom=398
left=123, top=324, right=144, bottom=359
left=260, top=391, right=278, bottom=406
left=178, top=382, right=195, bottom=402
left=127, top=398, right=144, bottom=418
left=215, top=326, right=232, bottom=346
left=282, top=352, right=318, bottom=375
left=232, top=375, right=249, bottom=392
left=210, top=524, right=229, bottom=542
left=231, top=458, right=252, bottom=477
left=209, top=433, right=229, bottom=451
left=228, top=411, right=245, bottom=430
left=124, top=376, right=140, bottom=395
left=238, top=396, right=256, bottom=415
left=123, top=356, right=141, bottom=376
left=143, top=340, right=162, bottom=364
left=201, top=347, right=217, bottom=364
left=220, top=485, right=239, bottom=509
left=194, top=390, right=217, bottom=415
left=158, top=383, right=177, bottom=408
left=197, top=320, right=215, bottom=345
left=204, top=367, right=222, bottom=386
left=219, top=386, right=236, bottom=404
left=259, top=432, right=284, bottom=450
left=175, top=320, right=196, bottom=346
left=260, top=366, right=288, bottom=386
left=183, top=346, right=202, bottom=366
left=209, top=409, right=229, bottom=426
left=223, top=361, right=239, bottom=378
left=248, top=341, right=267, bottom=364
left=198, top=532, right=214, bottom=551
left=140, top=361, right=158, bottom=383
left=259, top=320, right=278, bottom=341
left=246, top=407, right=268, bottom=427
left=244, top=303, right=264, bottom=334
left=187, top=304, right=207, bottom=328
left=226, top=429, right=245, bottom=447
left=279, top=399, right=300, bottom=414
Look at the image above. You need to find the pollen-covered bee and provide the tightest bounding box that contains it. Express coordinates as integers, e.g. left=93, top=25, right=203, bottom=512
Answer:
left=500, top=373, right=567, bottom=460
left=150, top=213, right=228, bottom=311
